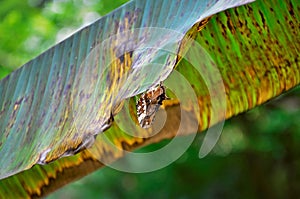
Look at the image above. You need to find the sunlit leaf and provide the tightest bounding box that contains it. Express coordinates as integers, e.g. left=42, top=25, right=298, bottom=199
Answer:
left=0, top=0, right=252, bottom=181
left=1, top=0, right=299, bottom=198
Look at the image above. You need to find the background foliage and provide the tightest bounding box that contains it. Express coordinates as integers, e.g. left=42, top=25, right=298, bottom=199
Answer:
left=0, top=0, right=299, bottom=198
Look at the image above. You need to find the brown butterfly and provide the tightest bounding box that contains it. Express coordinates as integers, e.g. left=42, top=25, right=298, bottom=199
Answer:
left=136, top=82, right=169, bottom=128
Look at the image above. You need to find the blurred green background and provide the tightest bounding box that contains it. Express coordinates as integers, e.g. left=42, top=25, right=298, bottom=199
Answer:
left=1, top=0, right=300, bottom=198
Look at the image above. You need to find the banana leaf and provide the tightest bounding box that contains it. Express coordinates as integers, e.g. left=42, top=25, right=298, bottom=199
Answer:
left=0, top=0, right=299, bottom=198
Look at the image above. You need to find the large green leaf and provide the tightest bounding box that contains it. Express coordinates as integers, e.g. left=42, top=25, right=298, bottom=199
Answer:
left=0, top=0, right=253, bottom=180
left=0, top=0, right=299, bottom=198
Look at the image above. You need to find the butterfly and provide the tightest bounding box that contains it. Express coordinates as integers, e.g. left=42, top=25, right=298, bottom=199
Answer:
left=136, top=82, right=169, bottom=128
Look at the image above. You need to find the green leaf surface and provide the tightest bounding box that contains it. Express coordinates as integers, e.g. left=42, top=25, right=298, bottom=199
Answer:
left=0, top=0, right=253, bottom=180
left=1, top=0, right=300, bottom=198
